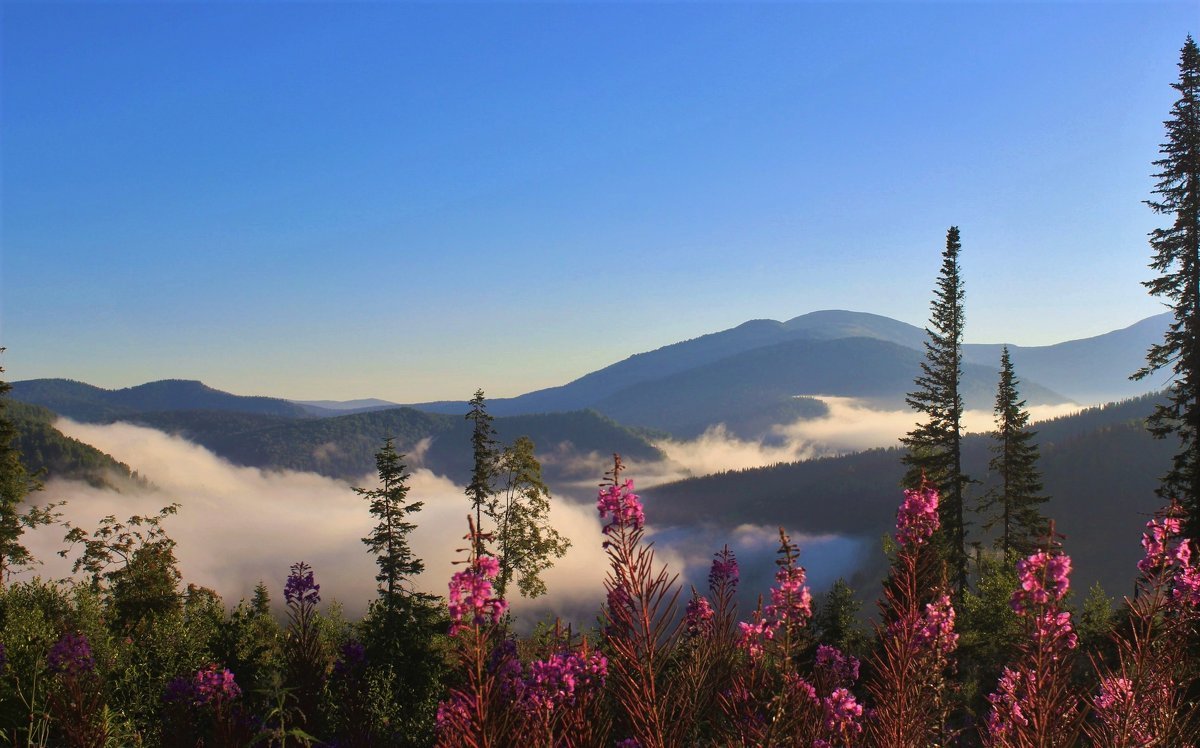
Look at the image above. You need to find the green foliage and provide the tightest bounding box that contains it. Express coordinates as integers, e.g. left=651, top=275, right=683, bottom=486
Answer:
left=492, top=436, right=570, bottom=599
left=902, top=228, right=971, bottom=592
left=212, top=588, right=284, bottom=718
left=957, top=554, right=1022, bottom=719
left=465, top=389, right=499, bottom=557
left=356, top=438, right=424, bottom=609
left=60, top=505, right=184, bottom=631
left=979, top=347, right=1049, bottom=557
left=8, top=400, right=147, bottom=491
left=812, top=578, right=869, bottom=659
left=1134, top=36, right=1200, bottom=535
left=0, top=356, right=60, bottom=588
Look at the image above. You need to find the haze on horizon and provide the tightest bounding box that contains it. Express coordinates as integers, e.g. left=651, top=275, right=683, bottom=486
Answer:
left=1, top=2, right=1193, bottom=402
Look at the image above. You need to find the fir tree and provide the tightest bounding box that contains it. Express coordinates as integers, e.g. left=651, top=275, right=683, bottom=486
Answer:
left=355, top=436, right=424, bottom=611
left=465, top=389, right=498, bottom=557
left=902, top=227, right=970, bottom=593
left=979, top=347, right=1048, bottom=557
left=1134, top=36, right=1200, bottom=535
left=492, top=435, right=571, bottom=599
left=0, top=351, right=55, bottom=588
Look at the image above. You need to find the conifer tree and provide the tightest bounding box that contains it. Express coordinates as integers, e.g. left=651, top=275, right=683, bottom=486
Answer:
left=355, top=436, right=424, bottom=610
left=465, top=389, right=498, bottom=557
left=902, top=227, right=970, bottom=592
left=979, top=347, right=1048, bottom=557
left=0, top=351, right=52, bottom=588
left=1133, top=36, right=1200, bottom=535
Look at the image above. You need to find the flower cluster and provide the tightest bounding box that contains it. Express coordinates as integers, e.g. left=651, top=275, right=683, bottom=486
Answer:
left=985, top=667, right=1030, bottom=741
left=448, top=554, right=508, bottom=635
left=597, top=479, right=645, bottom=534
left=709, top=547, right=739, bottom=590
left=195, top=664, right=242, bottom=704
left=523, top=650, right=608, bottom=712
left=737, top=563, right=812, bottom=657
left=1012, top=550, right=1071, bottom=614
left=1032, top=609, right=1078, bottom=657
left=284, top=561, right=321, bottom=608
left=822, top=687, right=864, bottom=738
left=1175, top=551, right=1200, bottom=605
left=895, top=483, right=939, bottom=547
left=1138, top=514, right=1185, bottom=573
left=914, top=594, right=959, bottom=657
left=685, top=594, right=715, bottom=636
left=47, top=632, right=94, bottom=676
left=814, top=644, right=860, bottom=690
left=165, top=664, right=242, bottom=707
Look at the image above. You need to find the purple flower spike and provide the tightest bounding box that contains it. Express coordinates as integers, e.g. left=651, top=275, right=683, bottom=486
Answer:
left=284, top=561, right=321, bottom=607
left=48, top=632, right=94, bottom=676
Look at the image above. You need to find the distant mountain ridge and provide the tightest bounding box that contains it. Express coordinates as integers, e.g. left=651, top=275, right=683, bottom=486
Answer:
left=11, top=378, right=313, bottom=421
left=13, top=310, right=1170, bottom=441
left=404, top=310, right=1165, bottom=436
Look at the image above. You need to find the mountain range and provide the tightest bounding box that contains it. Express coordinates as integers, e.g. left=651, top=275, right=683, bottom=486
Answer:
left=6, top=308, right=1177, bottom=604
left=368, top=310, right=1170, bottom=437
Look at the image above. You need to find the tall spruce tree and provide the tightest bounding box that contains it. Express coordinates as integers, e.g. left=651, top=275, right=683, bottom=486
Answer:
left=465, top=389, right=498, bottom=557
left=355, top=436, right=424, bottom=610
left=1133, top=36, right=1200, bottom=535
left=902, top=227, right=970, bottom=592
left=355, top=436, right=444, bottom=746
left=979, top=347, right=1048, bottom=557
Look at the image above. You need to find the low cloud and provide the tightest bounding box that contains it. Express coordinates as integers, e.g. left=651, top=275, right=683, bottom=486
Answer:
left=646, top=396, right=1085, bottom=484
left=22, top=420, right=629, bottom=622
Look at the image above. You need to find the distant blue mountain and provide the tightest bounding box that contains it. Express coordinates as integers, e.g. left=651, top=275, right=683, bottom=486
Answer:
left=10, top=378, right=314, bottom=420
left=405, top=310, right=1165, bottom=436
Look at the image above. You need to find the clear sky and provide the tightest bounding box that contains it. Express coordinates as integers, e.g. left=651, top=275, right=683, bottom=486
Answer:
left=1, top=1, right=1194, bottom=403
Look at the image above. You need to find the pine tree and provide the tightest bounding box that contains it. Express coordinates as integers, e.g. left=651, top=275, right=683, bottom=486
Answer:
left=979, top=347, right=1048, bottom=557
left=355, top=436, right=424, bottom=610
left=902, top=227, right=970, bottom=592
left=492, top=435, right=570, bottom=599
left=465, top=389, right=498, bottom=557
left=0, top=351, right=49, bottom=588
left=1134, top=36, right=1200, bottom=535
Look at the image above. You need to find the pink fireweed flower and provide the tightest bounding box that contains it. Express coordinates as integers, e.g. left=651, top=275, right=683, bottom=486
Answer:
left=523, top=651, right=608, bottom=712
left=447, top=554, right=508, bottom=635
left=1173, top=550, right=1200, bottom=606
left=597, top=479, right=645, bottom=534
left=814, top=644, right=860, bottom=689
left=986, top=667, right=1030, bottom=741
left=765, top=565, right=813, bottom=625
left=914, top=594, right=959, bottom=657
left=685, top=594, right=715, bottom=637
left=823, top=687, right=864, bottom=737
left=1032, top=609, right=1078, bottom=657
left=895, top=484, right=940, bottom=547
left=1138, top=515, right=1184, bottom=573
left=736, top=618, right=776, bottom=659
left=1092, top=675, right=1159, bottom=744
left=709, top=547, right=739, bottom=591
left=193, top=664, right=241, bottom=705
left=1012, top=550, right=1071, bottom=615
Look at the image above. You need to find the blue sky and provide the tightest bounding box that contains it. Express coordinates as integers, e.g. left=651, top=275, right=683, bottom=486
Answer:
left=1, top=1, right=1194, bottom=402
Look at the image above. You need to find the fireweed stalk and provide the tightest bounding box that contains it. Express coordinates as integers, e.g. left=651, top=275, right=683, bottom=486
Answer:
left=283, top=561, right=326, bottom=734
left=1086, top=501, right=1200, bottom=746
left=718, top=529, right=866, bottom=747
left=598, top=454, right=687, bottom=748
left=507, top=631, right=611, bottom=747
left=984, top=524, right=1082, bottom=747
left=436, top=517, right=516, bottom=748
left=675, top=546, right=741, bottom=742
left=865, top=481, right=958, bottom=747
left=45, top=632, right=107, bottom=748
